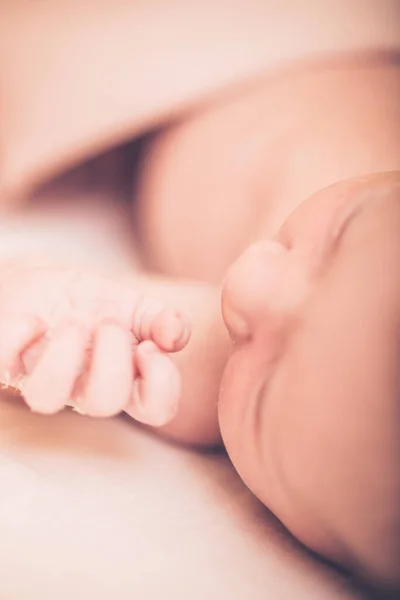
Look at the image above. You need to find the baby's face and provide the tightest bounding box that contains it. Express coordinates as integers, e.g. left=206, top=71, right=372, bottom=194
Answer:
left=219, top=174, right=400, bottom=580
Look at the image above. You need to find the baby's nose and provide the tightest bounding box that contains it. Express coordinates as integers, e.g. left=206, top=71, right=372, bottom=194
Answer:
left=221, top=239, right=287, bottom=342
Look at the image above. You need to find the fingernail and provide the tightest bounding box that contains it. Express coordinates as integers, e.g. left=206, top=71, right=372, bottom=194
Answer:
left=72, top=404, right=87, bottom=416
left=15, top=375, right=25, bottom=392
left=66, top=398, right=87, bottom=416
left=0, top=371, right=11, bottom=389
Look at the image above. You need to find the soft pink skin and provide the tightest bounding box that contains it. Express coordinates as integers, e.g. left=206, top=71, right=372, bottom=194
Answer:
left=220, top=173, right=400, bottom=591
left=2, top=0, right=398, bottom=197
left=0, top=265, right=190, bottom=424
left=135, top=61, right=400, bottom=592
left=1, top=2, right=400, bottom=592
left=1, top=62, right=399, bottom=592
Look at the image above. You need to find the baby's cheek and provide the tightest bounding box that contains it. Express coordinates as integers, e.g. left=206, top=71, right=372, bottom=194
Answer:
left=269, top=192, right=400, bottom=581
left=222, top=174, right=400, bottom=589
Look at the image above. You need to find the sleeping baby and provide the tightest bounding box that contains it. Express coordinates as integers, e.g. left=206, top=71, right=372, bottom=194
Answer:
left=0, top=1, right=399, bottom=595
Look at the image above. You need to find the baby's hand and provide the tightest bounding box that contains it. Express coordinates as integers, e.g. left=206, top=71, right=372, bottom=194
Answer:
left=0, top=263, right=190, bottom=425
